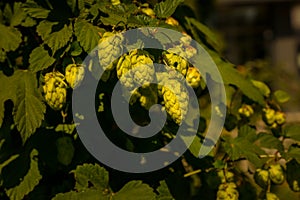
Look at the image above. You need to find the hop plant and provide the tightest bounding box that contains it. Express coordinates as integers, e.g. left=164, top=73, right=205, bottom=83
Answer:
left=65, top=64, right=85, bottom=89
left=254, top=169, right=270, bottom=189
left=141, top=7, right=155, bottom=18
left=266, top=192, right=280, bottom=200
left=42, top=71, right=67, bottom=110
left=162, top=77, right=189, bottom=124
left=116, top=49, right=155, bottom=91
left=98, top=32, right=124, bottom=71
left=218, top=170, right=235, bottom=183
left=217, top=183, right=239, bottom=200
left=111, top=0, right=120, bottom=6
left=165, top=17, right=179, bottom=26
left=163, top=50, right=189, bottom=76
left=238, top=104, right=254, bottom=118
left=186, top=66, right=201, bottom=88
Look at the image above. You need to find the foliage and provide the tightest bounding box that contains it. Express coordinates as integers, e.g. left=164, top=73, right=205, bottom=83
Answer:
left=0, top=0, right=299, bottom=199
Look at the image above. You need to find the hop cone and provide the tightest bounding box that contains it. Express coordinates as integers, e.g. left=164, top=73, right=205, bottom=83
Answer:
left=162, top=78, right=189, bottom=124
left=163, top=49, right=189, bottom=76
left=42, top=71, right=67, bottom=110
left=186, top=66, right=201, bottom=88
left=98, top=32, right=124, bottom=71
left=269, top=164, right=285, bottom=185
left=65, top=64, right=85, bottom=89
left=217, top=183, right=239, bottom=200
left=116, top=49, right=155, bottom=91
left=254, top=169, right=269, bottom=189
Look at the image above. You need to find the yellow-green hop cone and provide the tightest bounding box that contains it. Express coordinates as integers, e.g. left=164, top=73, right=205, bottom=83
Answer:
left=269, top=164, right=285, bottom=185
left=117, top=50, right=155, bottom=90
left=65, top=64, right=85, bottom=89
left=42, top=71, right=67, bottom=111
left=263, top=107, right=276, bottom=125
left=162, top=79, right=189, bottom=124
left=141, top=7, right=155, bottom=18
left=254, top=169, right=269, bottom=189
left=218, top=170, right=235, bottom=183
left=186, top=66, right=201, bottom=88
left=238, top=104, right=254, bottom=118
left=266, top=192, right=280, bottom=200
left=292, top=180, right=300, bottom=192
left=111, top=0, right=120, bottom=6
left=163, top=50, right=189, bottom=76
left=98, top=32, right=124, bottom=71
left=274, top=111, right=286, bottom=125
left=217, top=183, right=239, bottom=200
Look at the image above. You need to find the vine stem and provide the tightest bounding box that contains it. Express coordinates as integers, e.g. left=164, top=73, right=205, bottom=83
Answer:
left=184, top=169, right=201, bottom=178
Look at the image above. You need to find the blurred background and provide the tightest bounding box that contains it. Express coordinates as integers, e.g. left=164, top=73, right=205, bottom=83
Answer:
left=185, top=0, right=300, bottom=117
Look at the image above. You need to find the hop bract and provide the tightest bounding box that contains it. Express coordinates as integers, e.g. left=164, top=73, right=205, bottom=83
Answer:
left=65, top=64, right=85, bottom=89
left=217, top=183, right=239, bottom=200
left=254, top=169, right=269, bottom=189
left=42, top=71, right=67, bottom=110
left=186, top=66, right=201, bottom=88
left=163, top=49, right=189, bottom=76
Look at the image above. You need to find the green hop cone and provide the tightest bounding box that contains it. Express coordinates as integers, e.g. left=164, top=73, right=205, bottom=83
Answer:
left=163, top=49, right=189, bottom=76
left=263, top=107, right=276, bottom=126
left=217, top=183, right=239, bottom=200
left=254, top=169, right=270, bottom=189
left=266, top=192, right=280, bottom=200
left=117, top=49, right=155, bottom=91
left=162, top=78, right=189, bottom=124
left=42, top=71, right=67, bottom=110
left=98, top=32, right=124, bottom=71
left=238, top=104, right=254, bottom=118
left=111, top=0, right=120, bottom=6
left=269, top=164, right=285, bottom=185
left=65, top=64, right=85, bottom=89
left=186, top=66, right=201, bottom=88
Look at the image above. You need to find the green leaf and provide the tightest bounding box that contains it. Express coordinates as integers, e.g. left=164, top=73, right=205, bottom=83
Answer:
left=285, top=146, right=300, bottom=163
left=251, top=80, right=271, bottom=97
left=10, top=2, right=27, bottom=27
left=56, top=137, right=75, bottom=166
left=0, top=24, right=22, bottom=52
left=113, top=181, right=156, bottom=200
left=217, top=60, right=265, bottom=106
left=255, top=133, right=283, bottom=152
left=185, top=17, right=224, bottom=52
left=154, top=0, right=184, bottom=18
left=156, top=181, right=174, bottom=200
left=29, top=46, right=56, bottom=72
left=74, top=19, right=103, bottom=53
left=13, top=71, right=46, bottom=144
left=70, top=41, right=83, bottom=56
left=283, top=124, right=300, bottom=142
left=238, top=125, right=257, bottom=142
left=22, top=1, right=50, bottom=19
left=36, top=20, right=59, bottom=41
left=100, top=13, right=127, bottom=26
left=73, top=163, right=109, bottom=191
left=44, top=24, right=73, bottom=54
left=52, top=189, right=109, bottom=200
left=274, top=90, right=290, bottom=103
left=6, top=149, right=42, bottom=200
left=127, top=15, right=159, bottom=28
left=223, top=136, right=265, bottom=167
left=181, top=134, right=202, bottom=158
